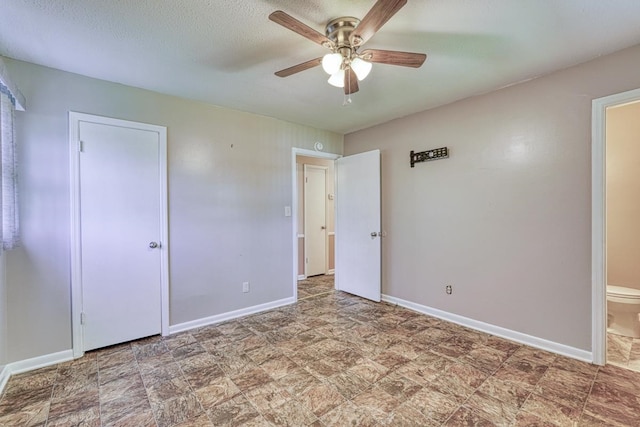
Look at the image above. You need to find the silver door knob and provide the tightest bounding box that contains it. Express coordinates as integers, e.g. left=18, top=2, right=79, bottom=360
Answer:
left=321, top=226, right=326, bottom=230
left=149, top=242, right=159, bottom=249
left=370, top=232, right=378, bottom=238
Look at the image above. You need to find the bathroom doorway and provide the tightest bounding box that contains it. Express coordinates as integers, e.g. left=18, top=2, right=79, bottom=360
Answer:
left=592, top=88, right=640, bottom=370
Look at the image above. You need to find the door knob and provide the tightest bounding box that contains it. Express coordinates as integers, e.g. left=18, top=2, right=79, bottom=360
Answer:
left=321, top=226, right=326, bottom=230
left=370, top=232, right=378, bottom=238
left=149, top=241, right=159, bottom=249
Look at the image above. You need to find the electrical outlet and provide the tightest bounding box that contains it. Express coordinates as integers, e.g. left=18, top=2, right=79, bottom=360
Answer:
left=242, top=282, right=250, bottom=293
left=446, top=285, right=452, bottom=295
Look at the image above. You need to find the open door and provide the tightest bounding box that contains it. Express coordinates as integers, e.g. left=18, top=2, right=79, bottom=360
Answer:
left=335, top=150, right=381, bottom=302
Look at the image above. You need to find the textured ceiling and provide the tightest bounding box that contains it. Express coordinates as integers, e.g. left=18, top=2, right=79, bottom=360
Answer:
left=2, top=1, right=640, bottom=134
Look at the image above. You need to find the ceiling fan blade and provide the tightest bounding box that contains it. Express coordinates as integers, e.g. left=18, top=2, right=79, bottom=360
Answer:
left=360, top=49, right=426, bottom=68
left=269, top=11, right=333, bottom=47
left=344, top=68, right=359, bottom=94
left=275, top=58, right=322, bottom=77
left=350, top=0, right=407, bottom=46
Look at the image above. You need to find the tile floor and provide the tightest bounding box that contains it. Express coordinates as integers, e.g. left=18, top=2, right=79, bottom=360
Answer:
left=297, top=275, right=335, bottom=300
left=2, top=289, right=640, bottom=426
left=607, top=332, right=640, bottom=373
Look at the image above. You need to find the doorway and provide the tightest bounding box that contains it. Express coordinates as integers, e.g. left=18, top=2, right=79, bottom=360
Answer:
left=294, top=151, right=338, bottom=300
left=69, top=113, right=169, bottom=357
left=592, top=88, right=640, bottom=368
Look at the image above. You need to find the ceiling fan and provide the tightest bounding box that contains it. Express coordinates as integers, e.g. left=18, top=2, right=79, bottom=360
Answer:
left=269, top=0, right=427, bottom=96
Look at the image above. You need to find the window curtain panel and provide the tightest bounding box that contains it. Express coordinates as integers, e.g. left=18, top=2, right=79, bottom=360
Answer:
left=0, top=85, right=19, bottom=250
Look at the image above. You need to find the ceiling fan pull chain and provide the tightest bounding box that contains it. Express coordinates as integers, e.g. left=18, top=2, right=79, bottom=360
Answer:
left=343, top=68, right=353, bottom=106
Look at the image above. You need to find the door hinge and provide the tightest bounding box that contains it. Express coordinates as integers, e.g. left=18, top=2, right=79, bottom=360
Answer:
left=305, top=258, right=308, bottom=264
left=78, top=140, right=84, bottom=152
left=80, top=312, right=86, bottom=325
left=305, top=177, right=308, bottom=183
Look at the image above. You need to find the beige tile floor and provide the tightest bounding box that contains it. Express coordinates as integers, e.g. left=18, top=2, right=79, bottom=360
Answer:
left=2, top=284, right=640, bottom=426
left=297, top=275, right=335, bottom=300
left=607, top=332, right=640, bottom=373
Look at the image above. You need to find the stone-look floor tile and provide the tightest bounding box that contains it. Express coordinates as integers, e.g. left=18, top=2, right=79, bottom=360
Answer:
left=97, top=348, right=136, bottom=370
left=385, top=402, right=440, bottom=427
left=297, top=382, right=346, bottom=417
left=243, top=381, right=292, bottom=413
left=431, top=361, right=489, bottom=402
left=376, top=372, right=422, bottom=400
left=230, top=365, right=273, bottom=392
left=326, top=370, right=371, bottom=399
left=100, top=373, right=146, bottom=403
left=146, top=375, right=193, bottom=404
left=100, top=388, right=152, bottom=426
left=277, top=368, right=323, bottom=396
left=206, top=394, right=261, bottom=426
left=105, top=408, right=156, bottom=427
left=195, top=375, right=241, bottom=409
left=48, top=384, right=99, bottom=421
left=99, top=361, right=139, bottom=386
left=394, top=360, right=439, bottom=386
left=320, top=401, right=378, bottom=427
left=461, top=345, right=510, bottom=374
left=583, top=380, right=640, bottom=426
left=493, top=360, right=547, bottom=389
left=465, top=391, right=519, bottom=426
left=183, top=364, right=226, bottom=389
left=519, top=393, right=582, bottom=426
left=259, top=354, right=300, bottom=380
left=352, top=385, right=401, bottom=423
left=0, top=400, right=50, bottom=427
left=346, top=358, right=389, bottom=384
left=263, top=399, right=318, bottom=426
left=476, top=376, right=531, bottom=408
left=46, top=406, right=100, bottom=427
left=171, top=342, right=206, bottom=361
left=596, top=363, right=640, bottom=394
left=151, top=392, right=203, bottom=427
left=3, top=279, right=640, bottom=427
left=511, top=411, right=556, bottom=427
left=407, top=385, right=461, bottom=423
left=607, top=333, right=633, bottom=366
left=443, top=406, right=496, bottom=426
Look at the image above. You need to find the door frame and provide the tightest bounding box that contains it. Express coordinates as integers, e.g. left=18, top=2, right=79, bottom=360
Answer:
left=591, top=87, right=640, bottom=365
left=69, top=112, right=170, bottom=358
left=291, top=148, right=340, bottom=301
left=303, top=164, right=328, bottom=277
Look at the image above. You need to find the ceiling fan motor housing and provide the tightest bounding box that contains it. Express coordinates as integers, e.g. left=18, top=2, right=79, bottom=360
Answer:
left=325, top=17, right=361, bottom=54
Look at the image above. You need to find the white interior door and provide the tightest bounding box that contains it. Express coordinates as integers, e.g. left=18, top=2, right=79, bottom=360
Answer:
left=304, top=165, right=327, bottom=276
left=78, top=119, right=163, bottom=351
left=335, top=150, right=381, bottom=302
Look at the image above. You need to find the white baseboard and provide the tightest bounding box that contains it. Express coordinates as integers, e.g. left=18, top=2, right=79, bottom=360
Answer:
left=382, top=294, right=593, bottom=363
left=0, top=365, right=9, bottom=394
left=327, top=270, right=335, bottom=275
left=0, top=349, right=74, bottom=395
left=297, top=275, right=306, bottom=280
left=169, top=297, right=296, bottom=335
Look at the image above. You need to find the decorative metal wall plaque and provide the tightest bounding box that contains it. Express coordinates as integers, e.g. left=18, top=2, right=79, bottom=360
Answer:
left=410, top=147, right=449, bottom=167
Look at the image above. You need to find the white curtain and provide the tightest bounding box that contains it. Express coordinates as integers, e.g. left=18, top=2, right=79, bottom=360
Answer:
left=0, top=82, right=19, bottom=250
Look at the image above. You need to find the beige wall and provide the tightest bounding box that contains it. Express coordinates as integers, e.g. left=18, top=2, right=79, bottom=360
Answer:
left=607, top=101, right=640, bottom=289
left=345, top=44, right=640, bottom=351
left=4, top=59, right=342, bottom=362
left=296, top=156, right=335, bottom=276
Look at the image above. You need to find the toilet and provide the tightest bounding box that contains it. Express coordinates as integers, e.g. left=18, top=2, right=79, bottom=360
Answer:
left=607, top=285, right=640, bottom=338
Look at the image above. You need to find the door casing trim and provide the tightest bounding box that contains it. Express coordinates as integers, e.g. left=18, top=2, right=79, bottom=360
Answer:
left=69, top=112, right=169, bottom=359
left=591, top=87, right=640, bottom=365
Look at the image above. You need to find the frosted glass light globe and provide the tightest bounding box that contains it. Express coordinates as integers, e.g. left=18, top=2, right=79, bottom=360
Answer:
left=322, top=53, right=343, bottom=75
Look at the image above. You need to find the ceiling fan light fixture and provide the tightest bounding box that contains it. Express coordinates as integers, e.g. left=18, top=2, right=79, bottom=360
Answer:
left=322, top=53, right=343, bottom=75
left=351, top=57, right=372, bottom=81
left=328, top=69, right=345, bottom=87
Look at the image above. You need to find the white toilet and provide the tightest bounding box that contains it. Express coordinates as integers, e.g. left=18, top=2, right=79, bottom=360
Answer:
left=607, top=285, right=640, bottom=338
